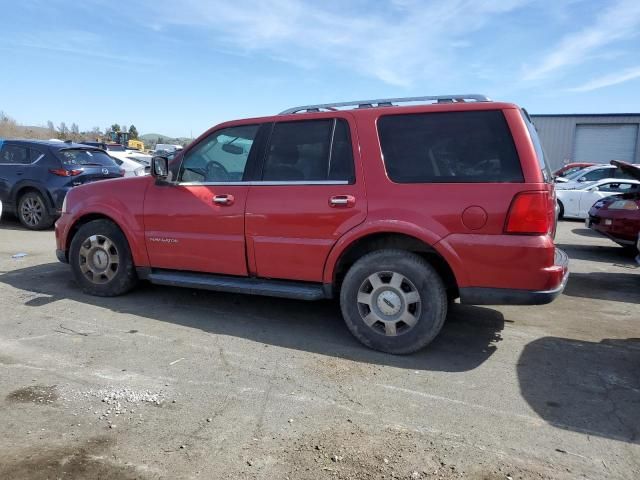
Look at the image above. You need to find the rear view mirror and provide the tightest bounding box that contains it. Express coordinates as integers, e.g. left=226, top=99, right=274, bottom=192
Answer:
left=151, top=156, right=169, bottom=179
left=222, top=143, right=243, bottom=155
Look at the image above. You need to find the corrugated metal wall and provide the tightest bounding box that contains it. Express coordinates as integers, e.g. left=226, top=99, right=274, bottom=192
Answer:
left=530, top=114, right=640, bottom=171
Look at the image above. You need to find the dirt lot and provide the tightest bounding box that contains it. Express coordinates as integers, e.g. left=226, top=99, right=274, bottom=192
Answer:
left=0, top=218, right=638, bottom=479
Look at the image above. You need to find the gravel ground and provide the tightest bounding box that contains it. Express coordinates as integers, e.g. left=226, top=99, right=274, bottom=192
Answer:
left=0, top=218, right=638, bottom=479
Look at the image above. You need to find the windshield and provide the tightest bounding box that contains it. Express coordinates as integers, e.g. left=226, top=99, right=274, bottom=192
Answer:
left=57, top=149, right=119, bottom=167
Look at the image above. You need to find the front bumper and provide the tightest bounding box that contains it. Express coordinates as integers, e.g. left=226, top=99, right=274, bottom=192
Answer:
left=459, top=249, right=569, bottom=306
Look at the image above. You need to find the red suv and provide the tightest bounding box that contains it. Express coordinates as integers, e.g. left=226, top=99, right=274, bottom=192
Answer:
left=55, top=95, right=568, bottom=354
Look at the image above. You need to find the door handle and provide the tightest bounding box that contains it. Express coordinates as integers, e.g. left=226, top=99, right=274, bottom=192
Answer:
left=213, top=194, right=235, bottom=206
left=329, top=195, right=355, bottom=208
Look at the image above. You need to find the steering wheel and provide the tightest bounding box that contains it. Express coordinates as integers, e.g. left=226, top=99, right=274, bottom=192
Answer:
left=205, top=161, right=230, bottom=181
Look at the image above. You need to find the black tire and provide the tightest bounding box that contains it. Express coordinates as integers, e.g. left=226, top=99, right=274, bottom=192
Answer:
left=557, top=200, right=564, bottom=220
left=17, top=191, right=54, bottom=230
left=339, top=249, right=447, bottom=354
left=69, top=219, right=138, bottom=296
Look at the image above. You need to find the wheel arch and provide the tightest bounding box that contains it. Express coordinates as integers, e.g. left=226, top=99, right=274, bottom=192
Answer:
left=12, top=182, right=55, bottom=212
left=64, top=212, right=146, bottom=267
left=327, top=231, right=460, bottom=299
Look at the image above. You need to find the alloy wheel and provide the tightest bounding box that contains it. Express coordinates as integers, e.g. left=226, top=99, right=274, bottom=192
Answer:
left=78, top=235, right=120, bottom=284
left=356, top=271, right=422, bottom=336
left=20, top=196, right=44, bottom=227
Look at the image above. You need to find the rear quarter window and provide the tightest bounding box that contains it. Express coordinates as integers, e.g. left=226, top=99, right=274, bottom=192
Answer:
left=378, top=110, right=523, bottom=183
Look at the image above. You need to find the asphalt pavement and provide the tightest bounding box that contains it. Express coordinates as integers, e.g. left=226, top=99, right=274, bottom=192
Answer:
left=0, top=218, right=638, bottom=479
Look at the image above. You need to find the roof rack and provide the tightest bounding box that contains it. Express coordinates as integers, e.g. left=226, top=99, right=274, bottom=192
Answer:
left=279, top=94, right=491, bottom=115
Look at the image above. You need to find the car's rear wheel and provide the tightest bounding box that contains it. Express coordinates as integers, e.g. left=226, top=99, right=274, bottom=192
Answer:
left=340, top=250, right=447, bottom=354
left=18, top=191, right=54, bottom=230
left=69, top=219, right=138, bottom=296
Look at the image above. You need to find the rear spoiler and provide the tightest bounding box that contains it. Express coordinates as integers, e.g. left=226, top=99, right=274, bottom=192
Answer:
left=610, top=160, right=640, bottom=181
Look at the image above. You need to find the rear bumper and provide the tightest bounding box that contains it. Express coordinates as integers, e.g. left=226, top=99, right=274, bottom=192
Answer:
left=459, top=249, right=569, bottom=305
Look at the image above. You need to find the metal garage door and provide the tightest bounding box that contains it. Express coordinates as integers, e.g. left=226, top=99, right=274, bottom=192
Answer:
left=573, top=124, right=638, bottom=163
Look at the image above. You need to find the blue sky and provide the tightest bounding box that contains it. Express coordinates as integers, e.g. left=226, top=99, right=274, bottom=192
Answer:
left=1, top=0, right=639, bottom=137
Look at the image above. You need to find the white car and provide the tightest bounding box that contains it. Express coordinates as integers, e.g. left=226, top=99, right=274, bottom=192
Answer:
left=104, top=144, right=152, bottom=166
left=557, top=178, right=640, bottom=219
left=556, top=164, right=639, bottom=190
left=110, top=155, right=147, bottom=177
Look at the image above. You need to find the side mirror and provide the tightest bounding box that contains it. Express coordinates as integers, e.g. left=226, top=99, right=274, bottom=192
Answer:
left=588, top=186, right=599, bottom=192
left=577, top=177, right=586, bottom=182
left=151, top=156, right=169, bottom=179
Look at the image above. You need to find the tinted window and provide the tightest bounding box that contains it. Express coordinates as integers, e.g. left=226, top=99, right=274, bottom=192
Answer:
left=180, top=125, right=259, bottom=183
left=0, top=144, right=30, bottom=164
left=262, top=119, right=355, bottom=182
left=522, top=111, right=552, bottom=182
left=598, top=182, right=635, bottom=192
left=56, top=149, right=119, bottom=166
left=378, top=111, right=523, bottom=183
left=581, top=168, right=611, bottom=182
left=30, top=148, right=44, bottom=163
left=613, top=168, right=637, bottom=180
left=329, top=119, right=355, bottom=182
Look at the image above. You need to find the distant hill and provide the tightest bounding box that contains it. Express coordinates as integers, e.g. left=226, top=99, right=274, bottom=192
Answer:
left=140, top=133, right=192, bottom=147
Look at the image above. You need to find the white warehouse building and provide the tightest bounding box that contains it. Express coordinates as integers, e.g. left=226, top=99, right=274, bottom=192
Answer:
left=530, top=114, right=640, bottom=171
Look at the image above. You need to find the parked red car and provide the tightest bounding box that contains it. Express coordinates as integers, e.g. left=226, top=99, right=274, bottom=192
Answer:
left=55, top=94, right=568, bottom=353
left=553, top=162, right=595, bottom=179
left=587, top=161, right=640, bottom=254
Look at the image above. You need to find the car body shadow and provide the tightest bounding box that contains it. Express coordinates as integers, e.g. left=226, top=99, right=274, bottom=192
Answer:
left=0, top=216, right=53, bottom=231
left=563, top=271, right=639, bottom=304
left=518, top=336, right=640, bottom=443
left=556, top=242, right=637, bottom=265
left=0, top=263, right=504, bottom=372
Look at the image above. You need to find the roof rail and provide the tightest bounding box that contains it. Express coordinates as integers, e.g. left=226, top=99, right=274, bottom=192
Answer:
left=279, top=94, right=491, bottom=115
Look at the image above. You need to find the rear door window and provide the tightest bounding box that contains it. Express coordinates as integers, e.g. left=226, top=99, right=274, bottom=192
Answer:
left=0, top=144, right=30, bottom=164
left=262, top=119, right=355, bottom=183
left=378, top=110, right=523, bottom=183
left=56, top=149, right=119, bottom=166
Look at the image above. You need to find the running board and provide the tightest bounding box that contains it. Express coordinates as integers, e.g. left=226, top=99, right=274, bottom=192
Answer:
left=142, top=269, right=329, bottom=301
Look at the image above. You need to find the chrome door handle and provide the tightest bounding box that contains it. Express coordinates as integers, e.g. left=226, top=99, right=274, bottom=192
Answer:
left=329, top=195, right=355, bottom=207
left=213, top=194, right=234, bottom=206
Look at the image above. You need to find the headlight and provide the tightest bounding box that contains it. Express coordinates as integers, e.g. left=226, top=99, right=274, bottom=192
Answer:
left=62, top=195, right=68, bottom=213
left=608, top=200, right=639, bottom=210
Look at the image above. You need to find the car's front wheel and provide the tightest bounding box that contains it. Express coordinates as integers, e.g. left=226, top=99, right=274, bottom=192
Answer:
left=18, top=191, right=54, bottom=230
left=69, top=219, right=138, bottom=296
left=340, top=250, right=447, bottom=354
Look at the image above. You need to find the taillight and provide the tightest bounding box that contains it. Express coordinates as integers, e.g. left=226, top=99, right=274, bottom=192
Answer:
left=50, top=168, right=82, bottom=177
left=505, top=191, right=553, bottom=235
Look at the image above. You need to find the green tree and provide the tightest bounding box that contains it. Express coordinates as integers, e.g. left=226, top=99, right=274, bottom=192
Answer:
left=128, top=124, right=139, bottom=139
left=110, top=123, right=121, bottom=132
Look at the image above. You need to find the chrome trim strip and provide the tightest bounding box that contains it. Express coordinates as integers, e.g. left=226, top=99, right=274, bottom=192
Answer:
left=178, top=180, right=350, bottom=186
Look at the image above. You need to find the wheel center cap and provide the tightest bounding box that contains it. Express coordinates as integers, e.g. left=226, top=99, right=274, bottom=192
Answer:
left=377, top=290, right=402, bottom=316
left=93, top=250, right=108, bottom=269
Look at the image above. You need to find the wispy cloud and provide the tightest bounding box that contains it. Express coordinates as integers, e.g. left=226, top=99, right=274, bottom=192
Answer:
left=523, top=0, right=640, bottom=81
left=6, top=29, right=160, bottom=68
left=568, top=66, right=640, bottom=92
left=144, top=0, right=529, bottom=87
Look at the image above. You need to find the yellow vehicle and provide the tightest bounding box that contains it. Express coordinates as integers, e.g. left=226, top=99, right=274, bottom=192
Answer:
left=127, top=139, right=145, bottom=151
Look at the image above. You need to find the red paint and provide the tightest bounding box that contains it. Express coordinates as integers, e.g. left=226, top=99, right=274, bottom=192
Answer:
left=55, top=100, right=566, bottom=299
